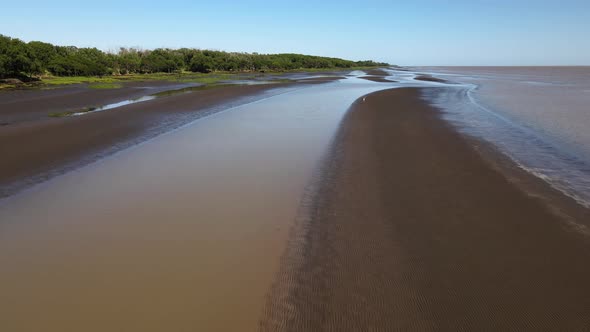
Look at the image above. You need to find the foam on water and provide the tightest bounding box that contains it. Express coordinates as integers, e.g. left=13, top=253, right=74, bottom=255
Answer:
left=417, top=67, right=590, bottom=208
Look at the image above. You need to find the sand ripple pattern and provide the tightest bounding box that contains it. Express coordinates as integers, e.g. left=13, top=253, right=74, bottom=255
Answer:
left=259, top=88, right=590, bottom=331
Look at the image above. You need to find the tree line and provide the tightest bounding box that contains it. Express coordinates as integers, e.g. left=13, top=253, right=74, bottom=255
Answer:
left=0, top=35, right=388, bottom=79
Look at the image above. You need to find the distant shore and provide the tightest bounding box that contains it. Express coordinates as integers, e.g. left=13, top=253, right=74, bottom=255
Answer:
left=261, top=87, right=590, bottom=330
left=0, top=67, right=381, bottom=90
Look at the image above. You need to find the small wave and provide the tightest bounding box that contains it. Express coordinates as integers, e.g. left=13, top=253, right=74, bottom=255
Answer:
left=423, top=86, right=590, bottom=209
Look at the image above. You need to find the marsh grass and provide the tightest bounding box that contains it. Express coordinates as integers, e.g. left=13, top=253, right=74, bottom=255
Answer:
left=1, top=66, right=383, bottom=90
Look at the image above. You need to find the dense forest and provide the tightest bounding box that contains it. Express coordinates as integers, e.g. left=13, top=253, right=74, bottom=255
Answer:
left=0, top=35, right=388, bottom=79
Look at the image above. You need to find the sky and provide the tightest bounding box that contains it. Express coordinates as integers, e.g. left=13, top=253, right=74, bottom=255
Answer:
left=1, top=0, right=589, bottom=65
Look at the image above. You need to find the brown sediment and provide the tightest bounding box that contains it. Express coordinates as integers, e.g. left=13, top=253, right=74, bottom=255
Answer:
left=295, top=76, right=346, bottom=83
left=359, top=75, right=398, bottom=83
left=0, top=81, right=192, bottom=125
left=364, top=68, right=389, bottom=76
left=0, top=83, right=292, bottom=197
left=414, top=74, right=450, bottom=83
left=261, top=88, right=590, bottom=331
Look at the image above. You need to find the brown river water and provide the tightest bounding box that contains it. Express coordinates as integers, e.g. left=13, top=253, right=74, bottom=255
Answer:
left=0, top=79, right=390, bottom=331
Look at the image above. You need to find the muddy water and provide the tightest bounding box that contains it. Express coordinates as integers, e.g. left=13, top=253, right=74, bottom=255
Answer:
left=0, top=80, right=391, bottom=331
left=412, top=67, right=590, bottom=207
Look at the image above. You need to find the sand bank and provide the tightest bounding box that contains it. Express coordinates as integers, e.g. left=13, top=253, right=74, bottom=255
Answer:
left=261, top=88, right=590, bottom=331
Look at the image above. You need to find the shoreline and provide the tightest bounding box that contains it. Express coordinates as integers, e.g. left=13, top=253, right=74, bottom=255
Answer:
left=261, top=87, right=590, bottom=330
left=449, top=123, right=590, bottom=233
left=0, top=67, right=383, bottom=90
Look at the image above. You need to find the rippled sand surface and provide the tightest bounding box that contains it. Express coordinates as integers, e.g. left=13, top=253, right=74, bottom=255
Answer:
left=261, top=88, right=590, bottom=331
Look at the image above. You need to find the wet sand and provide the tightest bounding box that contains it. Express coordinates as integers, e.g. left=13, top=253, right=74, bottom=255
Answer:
left=0, top=83, right=293, bottom=197
left=359, top=68, right=397, bottom=82
left=364, top=68, right=390, bottom=76
left=0, top=81, right=190, bottom=125
left=359, top=76, right=397, bottom=83
left=414, top=74, right=450, bottom=83
left=261, top=88, right=590, bottom=331
left=295, top=76, right=346, bottom=84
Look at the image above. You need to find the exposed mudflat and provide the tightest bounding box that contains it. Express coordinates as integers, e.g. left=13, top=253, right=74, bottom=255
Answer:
left=414, top=74, right=450, bottom=83
left=363, top=68, right=390, bottom=76
left=0, top=81, right=192, bottom=125
left=0, top=83, right=295, bottom=197
left=359, top=75, right=397, bottom=83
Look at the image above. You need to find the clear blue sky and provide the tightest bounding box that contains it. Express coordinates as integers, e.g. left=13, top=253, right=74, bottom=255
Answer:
left=1, top=0, right=589, bottom=65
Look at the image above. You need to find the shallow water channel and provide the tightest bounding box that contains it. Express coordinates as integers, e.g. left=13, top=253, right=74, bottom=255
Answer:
left=0, top=79, right=393, bottom=331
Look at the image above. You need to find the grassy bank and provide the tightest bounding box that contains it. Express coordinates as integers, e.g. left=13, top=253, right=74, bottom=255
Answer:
left=0, top=66, right=381, bottom=90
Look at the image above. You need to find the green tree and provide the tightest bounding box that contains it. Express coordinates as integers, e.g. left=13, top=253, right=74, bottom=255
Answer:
left=27, top=41, right=57, bottom=76
left=189, top=52, right=214, bottom=73
left=0, top=33, right=389, bottom=79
